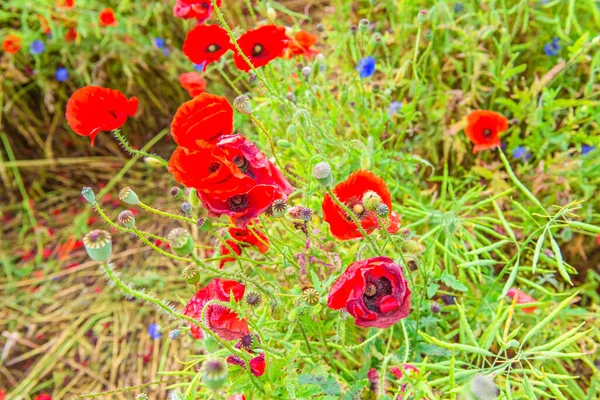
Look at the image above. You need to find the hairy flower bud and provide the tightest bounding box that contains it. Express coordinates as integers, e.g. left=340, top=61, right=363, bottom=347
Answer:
left=362, top=191, right=382, bottom=211
left=81, top=187, right=96, bottom=204
left=197, top=217, right=213, bottom=232
left=118, top=186, right=139, bottom=205
left=181, top=202, right=193, bottom=215
left=182, top=264, right=200, bottom=285
left=233, top=95, right=252, bottom=115
left=202, top=358, right=228, bottom=389
left=118, top=210, right=135, bottom=228
left=312, top=161, right=333, bottom=187
left=167, top=228, right=194, bottom=256
left=188, top=189, right=201, bottom=208
left=144, top=156, right=164, bottom=168
left=83, top=230, right=112, bottom=262
left=430, top=302, right=441, bottom=314
left=404, top=239, right=425, bottom=255
left=203, top=335, right=219, bottom=353
left=169, top=186, right=181, bottom=198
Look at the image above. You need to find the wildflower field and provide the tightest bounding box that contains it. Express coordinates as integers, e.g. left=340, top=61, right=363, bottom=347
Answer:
left=1, top=0, right=600, bottom=399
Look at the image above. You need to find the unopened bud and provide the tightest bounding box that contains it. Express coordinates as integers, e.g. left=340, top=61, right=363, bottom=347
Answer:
left=197, top=217, right=213, bottom=232
left=358, top=18, right=370, bottom=31
left=270, top=301, right=284, bottom=320
left=203, top=335, right=219, bottom=353
left=201, top=358, right=228, bottom=389
left=188, top=189, right=201, bottom=208
left=181, top=201, right=193, bottom=215
left=182, top=264, right=200, bottom=284
left=417, top=9, right=429, bottom=24
left=430, top=302, right=441, bottom=314
left=144, top=156, right=164, bottom=167
left=315, top=53, right=325, bottom=63
left=316, top=23, right=325, bottom=32
left=233, top=95, right=252, bottom=115
left=277, top=139, right=291, bottom=148
left=81, top=187, right=96, bottom=204
left=168, top=329, right=181, bottom=340
left=312, top=161, right=333, bottom=187
left=83, top=230, right=112, bottom=262
left=266, top=6, right=276, bottom=21
left=285, top=92, right=296, bottom=102
left=167, top=228, right=194, bottom=256
left=404, top=239, right=425, bottom=255
left=302, top=66, right=312, bottom=77
left=118, top=186, right=139, bottom=205
left=118, top=210, right=135, bottom=228
left=362, top=191, right=382, bottom=211
left=286, top=124, right=297, bottom=135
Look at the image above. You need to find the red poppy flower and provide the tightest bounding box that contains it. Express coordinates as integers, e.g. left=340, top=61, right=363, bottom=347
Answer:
left=65, top=27, right=77, bottom=42
left=391, top=364, right=420, bottom=379
left=367, top=369, right=380, bottom=392
left=38, top=15, right=51, bottom=35
left=179, top=72, right=207, bottom=97
left=183, top=25, right=231, bottom=71
left=322, top=170, right=401, bottom=240
left=56, top=0, right=74, bottom=9
left=227, top=337, right=266, bottom=377
left=65, top=86, right=138, bottom=146
left=464, top=110, right=508, bottom=154
left=219, top=240, right=242, bottom=269
left=233, top=25, right=289, bottom=72
left=507, top=288, right=536, bottom=313
left=3, top=34, right=21, bottom=54
left=173, top=0, right=220, bottom=22
left=228, top=395, right=246, bottom=400
left=285, top=30, right=318, bottom=59
left=183, top=278, right=249, bottom=341
left=170, top=93, right=233, bottom=150
left=34, top=395, right=52, bottom=400
left=229, top=226, right=269, bottom=253
left=99, top=8, right=117, bottom=27
left=328, top=257, right=411, bottom=328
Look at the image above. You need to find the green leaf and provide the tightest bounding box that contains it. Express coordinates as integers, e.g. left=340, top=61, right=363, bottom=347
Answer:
left=298, top=374, right=341, bottom=396
left=427, top=283, right=440, bottom=298
left=440, top=272, right=468, bottom=292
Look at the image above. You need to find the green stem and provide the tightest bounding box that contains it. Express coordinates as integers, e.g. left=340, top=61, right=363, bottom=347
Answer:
left=498, top=148, right=547, bottom=215
left=138, top=201, right=197, bottom=224
left=112, top=129, right=168, bottom=167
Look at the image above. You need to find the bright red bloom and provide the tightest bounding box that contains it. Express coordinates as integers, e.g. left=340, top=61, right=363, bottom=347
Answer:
left=229, top=226, right=269, bottom=253
left=507, top=288, right=536, bottom=313
left=170, top=93, right=233, bottom=149
left=219, top=240, right=242, bottom=269
left=322, top=170, right=401, bottom=240
left=56, top=0, right=75, bottom=9
left=65, top=86, right=138, bottom=146
left=464, top=110, right=508, bottom=153
left=233, top=25, right=289, bottom=72
left=285, top=30, right=318, bottom=59
left=227, top=338, right=266, bottom=377
left=183, top=25, right=231, bottom=71
left=173, top=0, right=220, bottom=22
left=228, top=395, right=246, bottom=400
left=99, top=8, right=117, bottom=27
left=65, top=27, right=77, bottom=42
left=3, top=34, right=21, bottom=54
left=38, top=15, right=51, bottom=35
left=179, top=72, right=207, bottom=97
left=328, top=257, right=411, bottom=328
left=34, top=395, right=52, bottom=400
left=183, top=278, right=249, bottom=340
left=391, top=364, right=420, bottom=379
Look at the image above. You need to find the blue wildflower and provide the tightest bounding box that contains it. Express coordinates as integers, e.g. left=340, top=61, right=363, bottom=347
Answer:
left=30, top=40, right=45, bottom=55
left=387, top=101, right=403, bottom=117
left=148, top=323, right=162, bottom=339
left=356, top=56, right=376, bottom=78
left=194, top=62, right=206, bottom=72
left=582, top=145, right=595, bottom=155
left=512, top=146, right=531, bottom=161
left=543, top=37, right=560, bottom=57
left=55, top=67, right=69, bottom=82
left=453, top=3, right=464, bottom=13
left=154, top=37, right=165, bottom=49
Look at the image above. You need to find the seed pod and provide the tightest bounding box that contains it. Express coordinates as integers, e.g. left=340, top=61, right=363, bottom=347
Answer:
left=182, top=264, right=200, bottom=285
left=83, top=230, right=112, bottom=262
left=245, top=291, right=261, bottom=306
left=118, top=186, right=139, bottom=205
left=270, top=199, right=287, bottom=217
left=180, top=202, right=193, bottom=215
left=118, top=210, right=135, bottom=228
left=81, top=187, right=96, bottom=204
left=375, top=203, right=389, bottom=217
left=312, top=161, right=333, bottom=187
left=302, top=287, right=319, bottom=305
left=233, top=95, right=252, bottom=115
left=201, top=358, right=228, bottom=389
left=362, top=191, right=382, bottom=211
left=167, top=228, right=194, bottom=256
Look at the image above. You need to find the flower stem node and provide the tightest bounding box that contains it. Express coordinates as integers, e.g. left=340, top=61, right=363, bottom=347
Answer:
left=375, top=203, right=389, bottom=217
left=201, top=358, right=228, bottom=390
left=312, top=161, right=333, bottom=187
left=233, top=95, right=252, bottom=115
left=203, top=335, right=220, bottom=353
left=197, top=217, right=213, bottom=232
left=362, top=191, right=382, bottom=211
left=81, top=187, right=96, bottom=204
left=168, top=330, right=181, bottom=340
left=118, top=210, right=135, bottom=228
left=167, top=228, right=194, bottom=256
left=182, top=264, right=200, bottom=285
left=118, top=186, right=139, bottom=205
left=83, top=230, right=112, bottom=262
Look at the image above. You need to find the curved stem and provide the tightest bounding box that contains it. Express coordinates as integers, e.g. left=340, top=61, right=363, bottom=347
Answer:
left=138, top=202, right=197, bottom=225
left=112, top=129, right=168, bottom=167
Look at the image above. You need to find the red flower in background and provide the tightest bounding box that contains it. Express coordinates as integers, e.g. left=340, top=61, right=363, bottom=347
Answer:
left=228, top=395, right=246, bottom=400
left=322, top=170, right=401, bottom=240
left=56, top=0, right=75, bottom=9
left=170, top=93, right=233, bottom=149
left=464, top=110, right=508, bottom=153
left=3, top=34, right=21, bottom=54
left=183, top=25, right=231, bottom=71
left=233, top=25, right=289, bottom=72
left=34, top=395, right=52, bottom=400
left=65, top=27, right=77, bottom=42
left=229, top=226, right=269, bottom=253
left=227, top=337, right=266, bottom=377
left=183, top=278, right=249, bottom=340
left=285, top=30, right=318, bottom=59
left=507, top=288, right=536, bottom=313
left=219, top=240, right=242, bottom=269
left=99, top=8, right=117, bottom=27
left=38, top=15, right=51, bottom=35
left=328, top=257, right=411, bottom=328
left=173, top=0, right=220, bottom=22
left=65, top=86, right=138, bottom=145
left=179, top=72, right=207, bottom=97
left=391, top=364, right=420, bottom=379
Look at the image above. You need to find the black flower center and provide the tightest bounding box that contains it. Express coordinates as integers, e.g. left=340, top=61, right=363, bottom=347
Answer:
left=207, top=44, right=220, bottom=53
left=252, top=44, right=264, bottom=57
left=208, top=162, right=220, bottom=174
left=483, top=128, right=493, bottom=138
left=227, top=195, right=248, bottom=212
left=362, top=276, right=393, bottom=313
left=233, top=155, right=250, bottom=172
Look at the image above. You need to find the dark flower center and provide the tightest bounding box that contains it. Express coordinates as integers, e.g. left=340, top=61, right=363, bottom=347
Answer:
left=252, top=44, right=264, bottom=57
left=240, top=333, right=254, bottom=349
left=207, top=44, right=220, bottom=53
left=482, top=128, right=493, bottom=138
left=227, top=195, right=248, bottom=212
left=362, top=276, right=393, bottom=313
left=208, top=162, right=220, bottom=174
left=345, top=198, right=367, bottom=222
left=233, top=155, right=250, bottom=172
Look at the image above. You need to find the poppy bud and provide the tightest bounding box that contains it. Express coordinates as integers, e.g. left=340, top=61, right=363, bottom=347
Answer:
left=375, top=203, right=389, bottom=217
left=118, top=187, right=139, bottom=205
left=287, top=308, right=299, bottom=322
left=301, top=66, right=312, bottom=77
left=358, top=18, right=370, bottom=31
left=197, top=217, right=213, bottom=232
left=167, top=228, right=194, bottom=256
left=83, top=230, right=112, bottom=262
left=277, top=139, right=291, bottom=148
left=285, top=92, right=296, bottom=102
left=203, top=335, right=219, bottom=353
left=266, top=6, right=277, bottom=21
left=168, top=329, right=181, bottom=340
left=316, top=23, right=325, bottom=32
left=180, top=202, right=193, bottom=215
left=169, top=186, right=181, bottom=198
left=312, top=161, right=333, bottom=187
left=270, top=301, right=284, bottom=320
left=118, top=210, right=135, bottom=228
left=202, top=358, right=228, bottom=389
left=417, top=9, right=429, bottom=24
left=182, top=264, right=200, bottom=285
left=469, top=374, right=499, bottom=400
left=286, top=124, right=297, bottom=135
left=188, top=189, right=201, bottom=208
left=81, top=187, right=96, bottom=204
left=144, top=156, right=164, bottom=168
left=404, top=239, right=425, bottom=255
left=362, top=191, right=382, bottom=211
left=245, top=291, right=261, bottom=306
left=233, top=95, right=252, bottom=115
left=302, top=287, right=319, bottom=305
left=270, top=199, right=287, bottom=217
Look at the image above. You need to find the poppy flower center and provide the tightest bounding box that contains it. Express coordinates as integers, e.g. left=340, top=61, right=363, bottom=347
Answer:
left=208, top=162, right=221, bottom=174
left=252, top=44, right=264, bottom=57
left=228, top=195, right=248, bottom=212
left=482, top=128, right=493, bottom=138
left=362, top=277, right=393, bottom=313
left=232, top=155, right=250, bottom=172
left=207, top=44, right=221, bottom=53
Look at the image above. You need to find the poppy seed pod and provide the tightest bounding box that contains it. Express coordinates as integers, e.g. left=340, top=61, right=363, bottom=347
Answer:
left=169, top=186, right=181, bottom=198
left=201, top=358, right=228, bottom=389
left=181, top=202, right=193, bottom=215
left=118, top=210, right=135, bottom=228
left=375, top=203, right=389, bottom=217
left=299, top=208, right=313, bottom=222
left=182, top=264, right=200, bottom=285
left=312, top=161, right=333, bottom=187
left=233, top=95, right=252, bottom=115
left=118, top=186, right=139, bottom=205
left=245, top=291, right=261, bottom=306
left=83, top=230, right=112, bottom=262
left=81, top=187, right=96, bottom=204
left=358, top=18, right=370, bottom=31
left=197, top=217, right=213, bottom=232
left=167, top=228, right=194, bottom=256
left=362, top=191, right=382, bottom=211
left=270, top=199, right=287, bottom=217
left=302, top=287, right=319, bottom=305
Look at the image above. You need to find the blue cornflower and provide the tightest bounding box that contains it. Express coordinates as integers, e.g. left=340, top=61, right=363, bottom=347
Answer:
left=194, top=62, right=206, bottom=72
left=582, top=145, right=595, bottom=155
left=30, top=40, right=45, bottom=55
left=543, top=37, right=560, bottom=57
left=148, top=323, right=162, bottom=339
left=387, top=101, right=403, bottom=116
left=154, top=37, right=165, bottom=49
left=512, top=146, right=531, bottom=161
left=356, top=56, right=376, bottom=78
left=55, top=67, right=69, bottom=82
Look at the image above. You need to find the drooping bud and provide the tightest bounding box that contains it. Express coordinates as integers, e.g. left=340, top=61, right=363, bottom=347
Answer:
left=118, top=187, right=139, bottom=205
left=83, top=230, right=112, bottom=262
left=375, top=203, right=389, bottom=217
left=168, top=329, right=181, bottom=340
left=469, top=374, right=499, bottom=400
left=181, top=202, right=193, bottom=215
left=144, top=156, right=164, bottom=168
left=197, top=217, right=213, bottom=232
left=118, top=210, right=135, bottom=228
left=201, top=358, right=228, bottom=389
left=188, top=188, right=201, bottom=208
left=81, top=187, right=96, bottom=204
left=362, top=191, right=382, bottom=211
left=182, top=264, right=200, bottom=285
left=169, top=186, right=181, bottom=198
left=233, top=95, right=252, bottom=115
left=245, top=291, right=261, bottom=306
left=203, top=335, right=219, bottom=353
left=167, top=228, right=194, bottom=256
left=270, top=199, right=287, bottom=217
left=358, top=18, right=370, bottom=32
left=312, top=161, right=333, bottom=187
left=301, top=287, right=319, bottom=305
